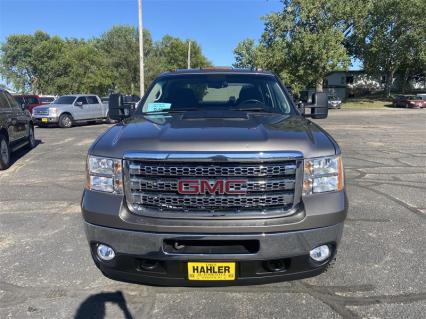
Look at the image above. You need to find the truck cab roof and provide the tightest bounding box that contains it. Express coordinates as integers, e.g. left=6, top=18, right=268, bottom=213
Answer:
left=159, top=67, right=275, bottom=78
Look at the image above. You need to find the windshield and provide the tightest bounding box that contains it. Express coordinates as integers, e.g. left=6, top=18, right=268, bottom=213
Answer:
left=139, top=74, right=292, bottom=114
left=53, top=96, right=76, bottom=104
left=41, top=97, right=55, bottom=103
left=14, top=96, right=25, bottom=105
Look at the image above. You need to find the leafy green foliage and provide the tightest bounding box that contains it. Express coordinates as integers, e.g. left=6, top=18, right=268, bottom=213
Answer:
left=347, top=0, right=426, bottom=96
left=234, top=0, right=358, bottom=92
left=0, top=26, right=210, bottom=96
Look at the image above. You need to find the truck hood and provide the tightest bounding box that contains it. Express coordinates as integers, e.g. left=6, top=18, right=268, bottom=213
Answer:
left=90, top=112, right=338, bottom=159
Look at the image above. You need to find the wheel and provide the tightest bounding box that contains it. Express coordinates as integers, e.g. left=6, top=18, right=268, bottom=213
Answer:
left=59, top=114, right=73, bottom=128
left=106, top=114, right=116, bottom=124
left=0, top=134, right=11, bottom=170
left=27, top=125, right=36, bottom=149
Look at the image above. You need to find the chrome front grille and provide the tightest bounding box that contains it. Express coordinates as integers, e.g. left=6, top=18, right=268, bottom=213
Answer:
left=34, top=108, right=49, bottom=116
left=124, top=153, right=301, bottom=217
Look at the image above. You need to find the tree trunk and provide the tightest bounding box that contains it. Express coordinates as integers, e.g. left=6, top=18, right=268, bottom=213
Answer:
left=401, top=68, right=409, bottom=94
left=384, top=70, right=394, bottom=98
left=316, top=80, right=323, bottom=92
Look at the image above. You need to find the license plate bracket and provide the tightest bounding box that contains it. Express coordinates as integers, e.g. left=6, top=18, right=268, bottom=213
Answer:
left=187, top=262, right=236, bottom=281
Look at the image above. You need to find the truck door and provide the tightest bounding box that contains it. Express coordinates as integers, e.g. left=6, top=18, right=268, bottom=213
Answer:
left=5, top=92, right=28, bottom=140
left=74, top=96, right=89, bottom=120
left=86, top=96, right=102, bottom=118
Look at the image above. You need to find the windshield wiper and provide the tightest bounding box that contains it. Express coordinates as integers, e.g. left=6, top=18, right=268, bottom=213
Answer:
left=231, top=106, right=278, bottom=113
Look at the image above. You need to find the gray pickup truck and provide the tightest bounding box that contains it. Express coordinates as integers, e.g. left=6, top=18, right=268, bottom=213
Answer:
left=32, top=94, right=109, bottom=128
left=81, top=68, right=347, bottom=286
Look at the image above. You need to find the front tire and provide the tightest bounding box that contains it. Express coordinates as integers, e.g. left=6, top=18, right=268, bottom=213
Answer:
left=27, top=125, right=36, bottom=149
left=59, top=114, right=73, bottom=128
left=0, top=134, right=11, bottom=170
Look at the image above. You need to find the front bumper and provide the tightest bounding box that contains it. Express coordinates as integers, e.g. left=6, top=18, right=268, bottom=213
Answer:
left=32, top=115, right=59, bottom=124
left=84, top=221, right=344, bottom=286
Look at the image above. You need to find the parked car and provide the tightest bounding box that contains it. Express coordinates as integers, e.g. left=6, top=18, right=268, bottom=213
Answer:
left=0, top=89, right=35, bottom=170
left=40, top=95, right=57, bottom=104
left=327, top=95, right=342, bottom=109
left=13, top=94, right=43, bottom=114
left=32, top=94, right=109, bottom=128
left=393, top=95, right=426, bottom=108
left=416, top=93, right=426, bottom=101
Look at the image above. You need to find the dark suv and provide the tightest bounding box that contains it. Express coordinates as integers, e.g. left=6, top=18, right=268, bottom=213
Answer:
left=81, top=69, right=347, bottom=286
left=0, top=89, right=35, bottom=170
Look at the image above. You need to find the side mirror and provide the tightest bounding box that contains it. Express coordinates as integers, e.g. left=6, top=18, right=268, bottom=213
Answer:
left=305, top=92, right=328, bottom=119
left=108, top=93, right=132, bottom=121
left=310, top=92, right=328, bottom=119
left=75, top=101, right=83, bottom=107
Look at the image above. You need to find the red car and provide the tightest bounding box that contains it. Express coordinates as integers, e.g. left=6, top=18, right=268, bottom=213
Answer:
left=13, top=94, right=44, bottom=114
left=393, top=95, right=426, bottom=108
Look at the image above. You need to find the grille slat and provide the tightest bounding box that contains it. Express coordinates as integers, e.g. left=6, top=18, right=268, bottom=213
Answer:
left=129, top=177, right=295, bottom=192
left=128, top=163, right=296, bottom=177
left=131, top=192, right=294, bottom=209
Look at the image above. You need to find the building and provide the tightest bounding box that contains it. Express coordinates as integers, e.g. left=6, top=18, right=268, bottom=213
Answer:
left=324, top=70, right=426, bottom=100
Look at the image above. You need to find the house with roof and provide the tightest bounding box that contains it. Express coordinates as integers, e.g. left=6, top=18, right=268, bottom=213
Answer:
left=323, top=70, right=426, bottom=100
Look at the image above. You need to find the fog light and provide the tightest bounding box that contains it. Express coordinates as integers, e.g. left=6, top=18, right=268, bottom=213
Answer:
left=96, top=244, right=115, bottom=261
left=309, top=245, right=331, bottom=262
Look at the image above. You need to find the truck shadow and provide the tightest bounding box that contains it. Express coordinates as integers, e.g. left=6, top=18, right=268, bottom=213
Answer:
left=74, top=291, right=133, bottom=319
left=9, top=139, right=43, bottom=167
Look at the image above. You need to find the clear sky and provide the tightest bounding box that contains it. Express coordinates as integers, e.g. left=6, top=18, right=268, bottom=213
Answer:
left=0, top=0, right=285, bottom=66
left=0, top=0, right=361, bottom=68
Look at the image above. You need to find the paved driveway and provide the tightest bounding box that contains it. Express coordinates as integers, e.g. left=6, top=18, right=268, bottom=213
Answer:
left=0, top=109, right=425, bottom=318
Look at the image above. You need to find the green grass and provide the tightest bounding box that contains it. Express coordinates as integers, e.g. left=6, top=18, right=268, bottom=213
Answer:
left=342, top=96, right=393, bottom=109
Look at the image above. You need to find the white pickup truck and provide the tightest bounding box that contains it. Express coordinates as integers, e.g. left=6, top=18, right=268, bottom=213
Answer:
left=32, top=94, right=110, bottom=128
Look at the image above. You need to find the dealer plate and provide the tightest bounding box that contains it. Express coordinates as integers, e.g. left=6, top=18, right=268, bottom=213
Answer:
left=187, top=262, right=236, bottom=281
left=41, top=118, right=48, bottom=123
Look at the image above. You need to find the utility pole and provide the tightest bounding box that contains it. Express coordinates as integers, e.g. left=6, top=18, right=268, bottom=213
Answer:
left=138, top=0, right=144, bottom=94
left=187, top=41, right=191, bottom=69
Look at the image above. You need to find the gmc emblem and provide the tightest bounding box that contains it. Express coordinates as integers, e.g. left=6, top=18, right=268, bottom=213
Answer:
left=177, top=179, right=247, bottom=195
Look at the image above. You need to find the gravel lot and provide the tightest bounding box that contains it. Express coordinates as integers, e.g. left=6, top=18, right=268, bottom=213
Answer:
left=0, top=108, right=425, bottom=318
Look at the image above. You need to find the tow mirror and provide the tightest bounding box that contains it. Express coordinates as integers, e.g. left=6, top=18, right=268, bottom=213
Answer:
left=303, top=92, right=328, bottom=119
left=108, top=93, right=132, bottom=121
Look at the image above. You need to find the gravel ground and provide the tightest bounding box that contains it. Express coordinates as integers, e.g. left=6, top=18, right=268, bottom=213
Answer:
left=0, top=108, right=425, bottom=318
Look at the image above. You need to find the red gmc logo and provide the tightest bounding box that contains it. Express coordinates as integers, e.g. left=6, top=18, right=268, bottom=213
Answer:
left=177, top=179, right=247, bottom=195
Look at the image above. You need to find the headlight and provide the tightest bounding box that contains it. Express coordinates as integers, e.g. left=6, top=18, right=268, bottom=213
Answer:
left=49, top=108, right=59, bottom=116
left=303, top=155, right=344, bottom=195
left=85, top=156, right=123, bottom=194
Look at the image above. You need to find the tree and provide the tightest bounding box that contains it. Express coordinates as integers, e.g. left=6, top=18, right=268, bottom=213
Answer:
left=0, top=26, right=211, bottom=95
left=233, top=39, right=257, bottom=69
left=58, top=41, right=113, bottom=95
left=155, top=35, right=211, bottom=70
left=0, top=31, right=50, bottom=92
left=347, top=0, right=426, bottom=96
left=234, top=0, right=363, bottom=93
